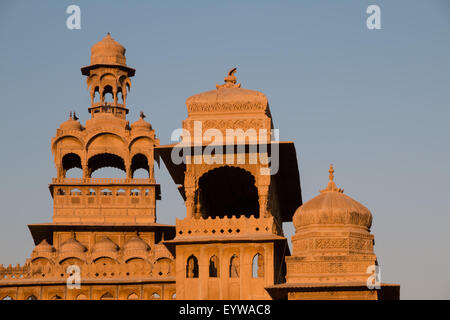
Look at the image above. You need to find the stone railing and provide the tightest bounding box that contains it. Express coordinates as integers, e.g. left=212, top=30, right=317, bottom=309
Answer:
left=175, top=215, right=274, bottom=237
left=52, top=178, right=152, bottom=185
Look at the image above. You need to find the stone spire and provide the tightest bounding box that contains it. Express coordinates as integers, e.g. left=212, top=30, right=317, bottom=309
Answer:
left=320, top=164, right=344, bottom=193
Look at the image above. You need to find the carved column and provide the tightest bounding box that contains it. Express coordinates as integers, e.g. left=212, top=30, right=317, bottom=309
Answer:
left=257, top=174, right=270, bottom=218
left=184, top=166, right=197, bottom=219
left=185, top=188, right=195, bottom=219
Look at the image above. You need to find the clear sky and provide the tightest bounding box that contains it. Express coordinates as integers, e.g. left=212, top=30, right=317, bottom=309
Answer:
left=0, top=0, right=449, bottom=299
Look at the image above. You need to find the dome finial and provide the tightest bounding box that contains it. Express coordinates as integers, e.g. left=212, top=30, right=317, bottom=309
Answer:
left=320, top=164, right=344, bottom=193
left=216, top=67, right=241, bottom=89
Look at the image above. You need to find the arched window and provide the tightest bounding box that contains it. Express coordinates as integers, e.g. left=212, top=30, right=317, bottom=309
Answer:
left=51, top=295, right=62, bottom=300
left=229, top=254, right=240, bottom=278
left=27, top=295, right=37, bottom=300
left=171, top=293, right=176, bottom=300
left=2, top=296, right=13, bottom=300
left=198, top=166, right=259, bottom=218
left=88, top=153, right=126, bottom=178
left=252, top=253, right=264, bottom=278
left=103, top=85, right=114, bottom=103
left=76, top=294, right=88, bottom=300
left=100, top=292, right=114, bottom=300
left=127, top=293, right=138, bottom=300
left=131, top=154, right=149, bottom=178
left=209, top=255, right=219, bottom=278
left=62, top=153, right=82, bottom=178
left=70, top=188, right=82, bottom=195
left=93, top=86, right=100, bottom=102
left=186, top=255, right=199, bottom=278
left=100, top=188, right=113, bottom=196
left=151, top=292, right=160, bottom=299
left=130, top=188, right=141, bottom=196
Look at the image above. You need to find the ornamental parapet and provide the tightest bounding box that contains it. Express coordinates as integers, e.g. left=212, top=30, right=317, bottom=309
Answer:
left=175, top=215, right=275, bottom=238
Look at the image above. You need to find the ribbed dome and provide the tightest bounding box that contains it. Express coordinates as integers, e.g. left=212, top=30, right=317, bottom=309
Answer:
left=131, top=112, right=152, bottom=131
left=124, top=236, right=150, bottom=252
left=60, top=238, right=87, bottom=254
left=293, top=165, right=372, bottom=231
left=32, top=239, right=54, bottom=255
left=186, top=68, right=268, bottom=112
left=59, top=118, right=81, bottom=131
left=92, top=236, right=119, bottom=253
left=90, top=33, right=126, bottom=66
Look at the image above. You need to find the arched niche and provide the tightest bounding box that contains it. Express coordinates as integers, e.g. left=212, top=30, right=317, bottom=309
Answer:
left=186, top=255, right=199, bottom=278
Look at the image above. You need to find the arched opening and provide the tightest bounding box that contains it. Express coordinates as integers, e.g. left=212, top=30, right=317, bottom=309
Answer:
left=76, top=294, right=88, bottom=300
left=62, top=153, right=82, bottom=178
left=117, top=87, right=124, bottom=103
left=127, top=293, right=138, bottom=300
left=209, top=255, right=219, bottom=278
left=130, top=188, right=141, bottom=196
left=100, top=188, right=113, bottom=196
left=103, top=85, right=114, bottom=103
left=88, top=153, right=126, bottom=178
left=229, top=254, right=240, bottom=278
left=198, top=166, right=259, bottom=219
left=51, top=295, right=62, bottom=300
left=131, top=154, right=149, bottom=178
left=252, top=253, right=264, bottom=278
left=100, top=292, right=114, bottom=300
left=70, top=188, right=82, bottom=195
left=27, top=295, right=38, bottom=300
left=186, top=255, right=199, bottom=278
left=93, top=86, right=100, bottom=102
left=2, top=296, right=13, bottom=300
left=171, top=293, right=176, bottom=299
left=151, top=292, right=160, bottom=299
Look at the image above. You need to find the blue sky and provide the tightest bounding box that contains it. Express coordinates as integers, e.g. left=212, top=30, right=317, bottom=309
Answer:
left=0, top=0, right=449, bottom=299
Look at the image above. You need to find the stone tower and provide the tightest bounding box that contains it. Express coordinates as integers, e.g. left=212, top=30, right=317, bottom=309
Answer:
left=159, top=69, right=302, bottom=299
left=0, top=34, right=176, bottom=300
left=51, top=32, right=159, bottom=224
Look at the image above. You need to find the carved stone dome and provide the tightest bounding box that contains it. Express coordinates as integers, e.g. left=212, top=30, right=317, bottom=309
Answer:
left=186, top=68, right=268, bottom=113
left=124, top=236, right=150, bottom=252
left=131, top=112, right=152, bottom=131
left=90, top=33, right=126, bottom=66
left=92, top=236, right=119, bottom=254
left=32, top=239, right=55, bottom=255
left=60, top=238, right=87, bottom=254
left=60, top=116, right=81, bottom=131
left=293, top=165, right=372, bottom=231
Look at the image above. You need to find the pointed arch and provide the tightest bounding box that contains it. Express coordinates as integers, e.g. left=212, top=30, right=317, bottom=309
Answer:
left=252, top=253, right=264, bottom=278
left=229, top=254, right=240, bottom=278
left=186, top=255, right=199, bottom=278
left=209, top=255, right=219, bottom=278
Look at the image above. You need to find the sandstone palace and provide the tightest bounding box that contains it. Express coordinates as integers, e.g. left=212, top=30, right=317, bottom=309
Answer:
left=0, top=34, right=399, bottom=300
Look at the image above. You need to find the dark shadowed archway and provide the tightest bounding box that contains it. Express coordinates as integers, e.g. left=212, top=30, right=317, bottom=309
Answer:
left=198, top=166, right=259, bottom=219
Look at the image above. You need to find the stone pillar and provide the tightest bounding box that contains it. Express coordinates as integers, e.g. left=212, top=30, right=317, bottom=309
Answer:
left=185, top=187, right=195, bottom=219
left=257, top=174, right=270, bottom=218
